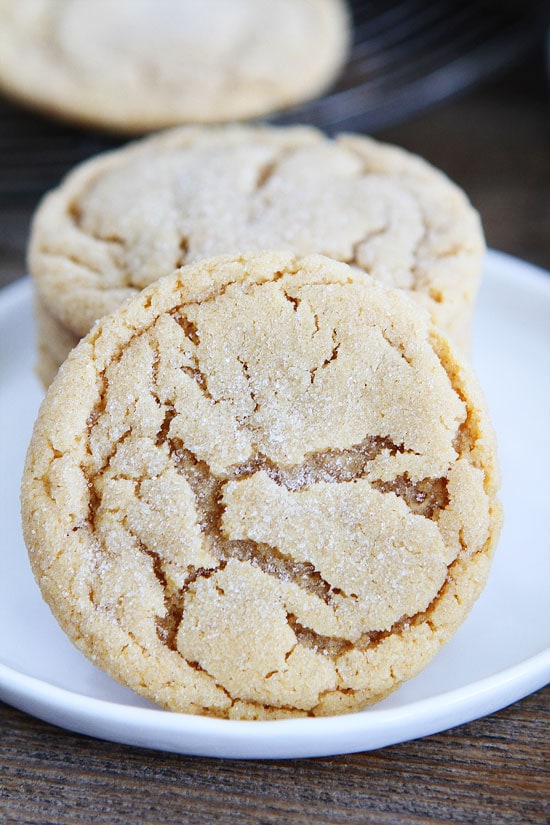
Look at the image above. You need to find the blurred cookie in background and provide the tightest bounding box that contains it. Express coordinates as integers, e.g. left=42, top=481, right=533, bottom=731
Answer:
left=0, top=0, right=350, bottom=133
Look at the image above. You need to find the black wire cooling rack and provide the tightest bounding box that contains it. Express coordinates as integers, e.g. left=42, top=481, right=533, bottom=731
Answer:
left=0, top=0, right=548, bottom=204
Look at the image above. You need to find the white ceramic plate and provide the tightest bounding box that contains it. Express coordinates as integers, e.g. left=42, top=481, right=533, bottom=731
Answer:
left=1, top=249, right=549, bottom=759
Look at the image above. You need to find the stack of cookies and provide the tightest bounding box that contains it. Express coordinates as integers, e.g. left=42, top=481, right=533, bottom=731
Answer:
left=21, top=124, right=502, bottom=719
left=16, top=4, right=502, bottom=722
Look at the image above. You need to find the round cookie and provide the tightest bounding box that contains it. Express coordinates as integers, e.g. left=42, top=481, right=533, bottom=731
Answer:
left=0, top=0, right=349, bottom=132
left=29, top=124, right=484, bottom=356
left=21, top=252, right=502, bottom=719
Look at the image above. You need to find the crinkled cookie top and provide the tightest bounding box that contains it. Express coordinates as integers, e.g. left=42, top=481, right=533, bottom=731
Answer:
left=29, top=124, right=484, bottom=348
left=21, top=252, right=501, bottom=719
left=0, top=0, right=349, bottom=131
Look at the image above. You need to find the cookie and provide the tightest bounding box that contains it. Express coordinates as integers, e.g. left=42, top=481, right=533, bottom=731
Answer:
left=29, top=124, right=484, bottom=357
left=21, top=252, right=502, bottom=719
left=0, top=0, right=349, bottom=132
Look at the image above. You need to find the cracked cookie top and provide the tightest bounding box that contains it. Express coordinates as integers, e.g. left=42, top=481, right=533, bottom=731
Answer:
left=28, top=124, right=484, bottom=350
left=21, top=252, right=501, bottom=719
left=0, top=0, right=349, bottom=132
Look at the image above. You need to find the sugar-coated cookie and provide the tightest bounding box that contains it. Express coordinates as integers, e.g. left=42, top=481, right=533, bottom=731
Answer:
left=29, top=124, right=484, bottom=361
left=0, top=0, right=349, bottom=132
left=21, top=252, right=501, bottom=718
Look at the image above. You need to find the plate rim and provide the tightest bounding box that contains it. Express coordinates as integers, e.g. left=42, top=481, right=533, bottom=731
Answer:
left=1, top=647, right=549, bottom=730
left=1, top=248, right=549, bottom=758
left=1, top=649, right=548, bottom=759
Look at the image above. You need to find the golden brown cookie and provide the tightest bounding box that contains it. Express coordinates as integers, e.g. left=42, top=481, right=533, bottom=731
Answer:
left=21, top=252, right=501, bottom=718
left=0, top=0, right=349, bottom=132
left=29, top=124, right=484, bottom=358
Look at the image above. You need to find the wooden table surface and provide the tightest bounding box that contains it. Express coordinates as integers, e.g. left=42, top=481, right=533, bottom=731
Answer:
left=1, top=47, right=549, bottom=825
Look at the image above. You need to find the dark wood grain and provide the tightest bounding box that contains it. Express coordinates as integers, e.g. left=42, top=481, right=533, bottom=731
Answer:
left=1, top=688, right=549, bottom=825
left=0, top=45, right=549, bottom=825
